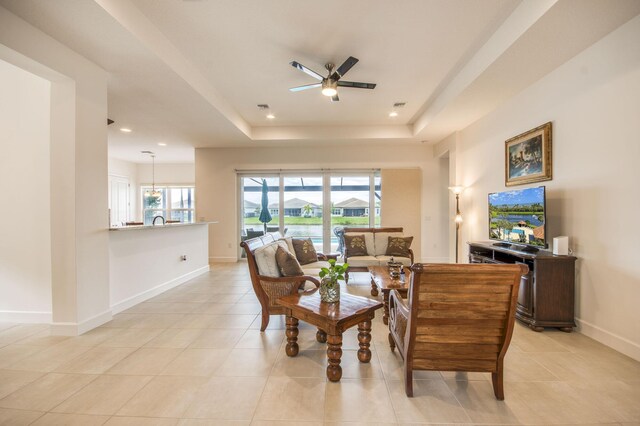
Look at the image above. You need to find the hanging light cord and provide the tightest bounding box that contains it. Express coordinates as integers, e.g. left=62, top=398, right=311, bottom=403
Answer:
left=151, top=154, right=156, bottom=194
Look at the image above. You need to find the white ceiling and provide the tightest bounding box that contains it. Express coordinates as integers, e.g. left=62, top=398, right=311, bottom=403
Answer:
left=1, top=0, right=639, bottom=163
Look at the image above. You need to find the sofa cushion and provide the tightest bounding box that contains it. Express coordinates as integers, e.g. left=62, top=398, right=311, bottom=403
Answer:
left=344, top=234, right=368, bottom=257
left=301, top=260, right=331, bottom=270
left=374, top=232, right=403, bottom=256
left=254, top=240, right=288, bottom=277
left=377, top=255, right=412, bottom=266
left=386, top=236, right=413, bottom=258
left=275, top=246, right=304, bottom=277
left=345, top=232, right=375, bottom=256
left=346, top=256, right=381, bottom=267
left=280, top=237, right=295, bottom=255
left=292, top=238, right=318, bottom=265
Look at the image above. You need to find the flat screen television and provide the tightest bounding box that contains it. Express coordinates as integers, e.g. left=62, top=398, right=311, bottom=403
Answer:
left=489, top=186, right=547, bottom=251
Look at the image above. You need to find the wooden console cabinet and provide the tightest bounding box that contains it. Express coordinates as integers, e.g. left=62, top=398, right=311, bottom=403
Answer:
left=468, top=241, right=576, bottom=332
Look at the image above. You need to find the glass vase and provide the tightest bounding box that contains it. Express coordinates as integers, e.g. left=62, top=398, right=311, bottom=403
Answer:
left=319, top=277, right=340, bottom=303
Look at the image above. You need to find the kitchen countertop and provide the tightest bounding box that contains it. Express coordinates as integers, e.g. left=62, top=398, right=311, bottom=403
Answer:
left=109, top=221, right=218, bottom=231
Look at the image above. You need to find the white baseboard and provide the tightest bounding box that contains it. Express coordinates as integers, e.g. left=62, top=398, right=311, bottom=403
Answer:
left=0, top=310, right=52, bottom=323
left=111, top=264, right=210, bottom=314
left=209, top=256, right=237, bottom=263
left=51, top=309, right=114, bottom=336
left=576, top=317, right=640, bottom=362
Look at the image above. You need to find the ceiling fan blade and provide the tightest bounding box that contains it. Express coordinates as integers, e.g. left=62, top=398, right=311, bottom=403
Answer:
left=290, top=61, right=324, bottom=81
left=331, top=56, right=359, bottom=80
left=289, top=83, right=322, bottom=92
left=337, top=80, right=376, bottom=89
left=331, top=94, right=340, bottom=102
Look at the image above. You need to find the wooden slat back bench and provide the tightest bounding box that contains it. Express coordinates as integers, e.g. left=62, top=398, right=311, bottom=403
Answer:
left=388, top=263, right=527, bottom=399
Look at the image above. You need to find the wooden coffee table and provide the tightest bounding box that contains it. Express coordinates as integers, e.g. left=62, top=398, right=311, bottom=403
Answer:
left=368, top=265, right=411, bottom=325
left=276, top=291, right=383, bottom=382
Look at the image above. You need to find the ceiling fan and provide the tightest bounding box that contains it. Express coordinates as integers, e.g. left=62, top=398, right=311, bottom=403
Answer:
left=289, top=56, right=376, bottom=102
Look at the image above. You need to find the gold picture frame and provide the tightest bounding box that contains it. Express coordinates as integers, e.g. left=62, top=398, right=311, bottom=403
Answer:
left=505, top=122, right=552, bottom=187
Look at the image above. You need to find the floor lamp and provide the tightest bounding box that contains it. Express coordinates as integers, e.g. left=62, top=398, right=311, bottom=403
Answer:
left=448, top=186, right=465, bottom=263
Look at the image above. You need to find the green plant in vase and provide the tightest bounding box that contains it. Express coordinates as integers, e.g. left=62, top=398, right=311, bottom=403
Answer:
left=318, top=259, right=348, bottom=303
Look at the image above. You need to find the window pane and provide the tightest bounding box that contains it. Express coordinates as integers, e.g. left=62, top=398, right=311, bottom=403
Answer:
left=374, top=174, right=381, bottom=226
left=240, top=177, right=280, bottom=237
left=331, top=176, right=371, bottom=252
left=143, top=188, right=166, bottom=209
left=170, top=210, right=194, bottom=223
left=170, top=188, right=195, bottom=209
left=283, top=176, right=323, bottom=251
left=144, top=209, right=167, bottom=225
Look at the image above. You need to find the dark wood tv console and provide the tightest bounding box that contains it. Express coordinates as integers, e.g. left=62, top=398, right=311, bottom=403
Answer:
left=468, top=241, right=576, bottom=332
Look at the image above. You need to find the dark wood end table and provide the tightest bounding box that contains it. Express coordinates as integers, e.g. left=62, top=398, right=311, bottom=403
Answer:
left=368, top=265, right=410, bottom=325
left=276, top=291, right=383, bottom=382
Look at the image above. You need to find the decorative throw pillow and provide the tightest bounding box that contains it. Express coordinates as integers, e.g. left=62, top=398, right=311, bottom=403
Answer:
left=386, top=236, right=413, bottom=257
left=292, top=238, right=318, bottom=265
left=344, top=234, right=368, bottom=257
left=275, top=246, right=304, bottom=277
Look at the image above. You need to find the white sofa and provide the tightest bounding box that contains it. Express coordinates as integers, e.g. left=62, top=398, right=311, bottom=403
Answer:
left=342, top=227, right=414, bottom=282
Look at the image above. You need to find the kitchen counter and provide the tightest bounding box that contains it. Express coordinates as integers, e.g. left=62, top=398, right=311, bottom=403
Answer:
left=109, top=221, right=217, bottom=231
left=109, top=221, right=212, bottom=313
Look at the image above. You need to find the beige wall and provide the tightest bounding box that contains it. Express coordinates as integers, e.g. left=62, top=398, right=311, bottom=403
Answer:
left=137, top=163, right=195, bottom=186
left=0, top=59, right=52, bottom=322
left=442, top=15, right=640, bottom=360
left=380, top=169, right=422, bottom=260
left=196, top=145, right=447, bottom=263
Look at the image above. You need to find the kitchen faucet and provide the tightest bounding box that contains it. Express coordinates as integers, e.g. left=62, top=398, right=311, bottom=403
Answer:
left=152, top=215, right=165, bottom=225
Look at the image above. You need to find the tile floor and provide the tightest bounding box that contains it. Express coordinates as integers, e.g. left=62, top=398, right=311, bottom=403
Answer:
left=0, top=262, right=639, bottom=425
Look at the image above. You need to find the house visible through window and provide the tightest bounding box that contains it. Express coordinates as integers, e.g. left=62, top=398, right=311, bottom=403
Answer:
left=142, top=186, right=195, bottom=224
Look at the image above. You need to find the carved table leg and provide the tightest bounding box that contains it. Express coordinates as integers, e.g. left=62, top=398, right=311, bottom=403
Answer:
left=326, top=333, right=343, bottom=382
left=357, top=320, right=372, bottom=363
left=316, top=328, right=327, bottom=343
left=370, top=278, right=379, bottom=297
left=382, top=292, right=389, bottom=325
left=388, top=332, right=396, bottom=352
left=285, top=316, right=299, bottom=357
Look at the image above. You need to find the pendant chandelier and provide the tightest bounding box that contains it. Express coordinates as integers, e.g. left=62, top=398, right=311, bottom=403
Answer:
left=144, top=153, right=162, bottom=201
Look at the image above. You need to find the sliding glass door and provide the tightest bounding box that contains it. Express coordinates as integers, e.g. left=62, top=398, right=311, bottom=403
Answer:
left=282, top=175, right=324, bottom=251
left=238, top=171, right=380, bottom=257
left=240, top=176, right=280, bottom=242
left=328, top=173, right=381, bottom=252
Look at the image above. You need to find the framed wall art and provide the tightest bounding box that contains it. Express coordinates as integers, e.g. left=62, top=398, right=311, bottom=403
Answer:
left=505, top=122, right=552, bottom=187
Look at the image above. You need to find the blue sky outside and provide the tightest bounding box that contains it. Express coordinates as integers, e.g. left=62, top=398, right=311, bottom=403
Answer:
left=489, top=186, right=544, bottom=206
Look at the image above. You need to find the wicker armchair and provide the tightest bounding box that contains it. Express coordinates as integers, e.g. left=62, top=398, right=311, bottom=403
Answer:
left=240, top=233, right=320, bottom=331
left=389, top=263, right=527, bottom=399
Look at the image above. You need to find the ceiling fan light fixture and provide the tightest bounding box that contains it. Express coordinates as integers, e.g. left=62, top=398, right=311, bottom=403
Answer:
left=321, top=80, right=338, bottom=97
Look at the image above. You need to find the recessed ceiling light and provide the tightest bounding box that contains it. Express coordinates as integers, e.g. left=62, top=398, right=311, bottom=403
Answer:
left=389, top=111, right=398, bottom=118
left=120, top=128, right=132, bottom=133
left=157, top=142, right=167, bottom=146
left=266, top=113, right=275, bottom=119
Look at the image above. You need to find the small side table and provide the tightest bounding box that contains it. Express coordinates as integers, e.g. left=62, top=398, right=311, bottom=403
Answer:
left=368, top=266, right=410, bottom=325
left=276, top=291, right=382, bottom=382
